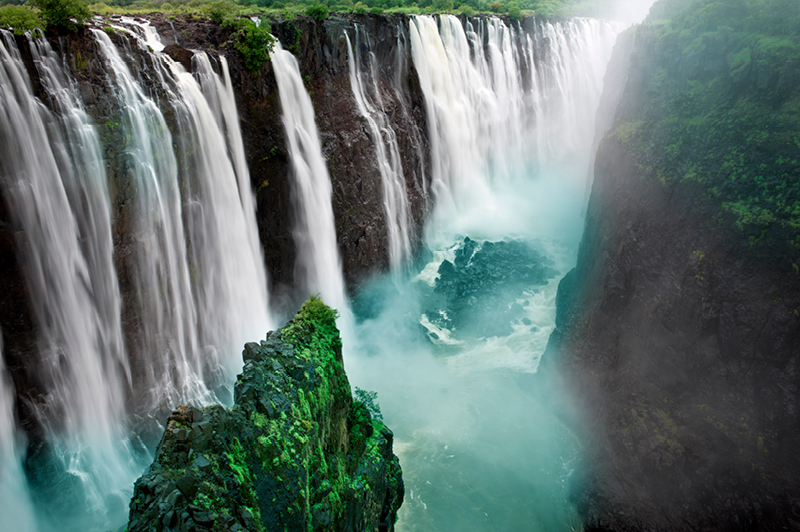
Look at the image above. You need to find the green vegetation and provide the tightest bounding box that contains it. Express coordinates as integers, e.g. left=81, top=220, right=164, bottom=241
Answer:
left=222, top=15, right=275, bottom=71
left=0, top=5, right=42, bottom=33
left=0, top=0, right=91, bottom=31
left=305, top=2, right=327, bottom=18
left=611, top=0, right=800, bottom=249
left=31, top=0, right=90, bottom=28
left=0, top=0, right=629, bottom=31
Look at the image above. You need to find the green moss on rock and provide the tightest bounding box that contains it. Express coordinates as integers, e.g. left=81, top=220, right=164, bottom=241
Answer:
left=126, top=296, right=403, bottom=532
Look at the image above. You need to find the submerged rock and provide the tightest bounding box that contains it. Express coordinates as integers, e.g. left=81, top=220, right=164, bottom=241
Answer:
left=425, top=237, right=557, bottom=340
left=127, top=298, right=403, bottom=532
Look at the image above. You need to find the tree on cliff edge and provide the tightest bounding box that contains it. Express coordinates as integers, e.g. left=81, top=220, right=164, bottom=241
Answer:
left=30, top=0, right=89, bottom=31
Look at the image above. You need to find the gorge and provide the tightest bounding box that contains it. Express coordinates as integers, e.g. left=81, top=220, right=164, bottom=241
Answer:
left=1, top=1, right=798, bottom=531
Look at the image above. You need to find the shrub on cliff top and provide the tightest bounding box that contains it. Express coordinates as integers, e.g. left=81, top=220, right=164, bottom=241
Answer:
left=30, top=0, right=90, bottom=30
left=223, top=16, right=275, bottom=72
left=206, top=0, right=235, bottom=24
left=305, top=3, right=328, bottom=20
left=0, top=5, right=43, bottom=34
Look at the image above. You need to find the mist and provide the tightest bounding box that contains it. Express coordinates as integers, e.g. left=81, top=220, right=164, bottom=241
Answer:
left=339, top=8, right=652, bottom=531
left=346, top=167, right=590, bottom=531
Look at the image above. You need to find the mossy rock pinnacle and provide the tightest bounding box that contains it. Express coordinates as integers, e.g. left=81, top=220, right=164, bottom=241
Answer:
left=126, top=297, right=403, bottom=532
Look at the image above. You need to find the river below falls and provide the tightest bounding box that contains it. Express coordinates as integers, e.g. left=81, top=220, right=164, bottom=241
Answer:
left=347, top=170, right=587, bottom=532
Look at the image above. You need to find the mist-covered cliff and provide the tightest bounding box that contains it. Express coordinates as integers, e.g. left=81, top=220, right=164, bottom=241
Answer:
left=549, top=0, right=800, bottom=529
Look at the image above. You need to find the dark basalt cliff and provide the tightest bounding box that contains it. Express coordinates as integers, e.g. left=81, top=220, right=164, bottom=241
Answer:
left=126, top=298, right=403, bottom=532
left=548, top=15, right=800, bottom=532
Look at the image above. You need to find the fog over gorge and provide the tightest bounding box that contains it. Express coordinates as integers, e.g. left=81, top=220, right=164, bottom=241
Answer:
left=0, top=0, right=798, bottom=530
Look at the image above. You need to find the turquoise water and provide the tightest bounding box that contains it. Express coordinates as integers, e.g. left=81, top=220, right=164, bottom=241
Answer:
left=348, top=174, right=587, bottom=532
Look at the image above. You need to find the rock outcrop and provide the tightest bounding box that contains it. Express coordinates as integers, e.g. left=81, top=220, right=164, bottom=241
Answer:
left=127, top=298, right=403, bottom=532
left=547, top=7, right=800, bottom=531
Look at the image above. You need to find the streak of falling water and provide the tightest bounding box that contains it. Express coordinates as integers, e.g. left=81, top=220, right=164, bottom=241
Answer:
left=0, top=29, right=140, bottom=531
left=164, top=50, right=272, bottom=384
left=270, top=42, right=351, bottom=322
left=0, top=335, right=38, bottom=531
left=346, top=27, right=412, bottom=275
left=93, top=29, right=213, bottom=409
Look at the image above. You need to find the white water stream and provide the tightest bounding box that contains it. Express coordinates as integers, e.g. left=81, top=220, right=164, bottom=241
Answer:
left=0, top=23, right=271, bottom=530
left=346, top=27, right=413, bottom=274
left=270, top=41, right=354, bottom=338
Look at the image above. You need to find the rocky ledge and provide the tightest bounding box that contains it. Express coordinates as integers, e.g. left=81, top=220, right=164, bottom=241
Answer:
left=126, top=298, right=403, bottom=532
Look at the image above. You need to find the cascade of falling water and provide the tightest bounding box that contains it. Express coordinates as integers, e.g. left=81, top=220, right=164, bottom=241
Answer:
left=346, top=27, right=412, bottom=274
left=391, top=22, right=430, bottom=215
left=409, top=15, right=620, bottom=238
left=92, top=29, right=212, bottom=409
left=525, top=18, right=621, bottom=172
left=408, top=15, right=497, bottom=228
left=0, top=30, right=139, bottom=530
left=270, top=42, right=349, bottom=317
left=93, top=19, right=273, bottom=394
left=0, top=337, right=38, bottom=531
left=162, top=50, right=272, bottom=384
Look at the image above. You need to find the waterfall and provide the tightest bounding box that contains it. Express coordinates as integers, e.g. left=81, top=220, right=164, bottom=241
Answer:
left=0, top=338, right=38, bottom=531
left=92, top=25, right=271, bottom=407
left=162, top=50, right=271, bottom=388
left=0, top=23, right=272, bottom=530
left=408, top=15, right=619, bottom=239
left=270, top=42, right=349, bottom=316
left=93, top=29, right=212, bottom=408
left=0, top=30, right=139, bottom=529
left=346, top=27, right=412, bottom=274
left=524, top=17, right=621, bottom=171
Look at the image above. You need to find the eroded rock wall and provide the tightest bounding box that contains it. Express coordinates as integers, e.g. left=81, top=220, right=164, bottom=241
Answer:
left=548, top=22, right=800, bottom=532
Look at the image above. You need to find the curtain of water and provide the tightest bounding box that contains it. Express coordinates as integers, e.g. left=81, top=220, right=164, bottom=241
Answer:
left=162, top=51, right=272, bottom=388
left=346, top=27, right=412, bottom=274
left=0, top=30, right=139, bottom=530
left=270, top=42, right=349, bottom=316
left=525, top=18, right=621, bottom=172
left=93, top=29, right=212, bottom=409
left=409, top=15, right=619, bottom=240
left=0, top=24, right=272, bottom=531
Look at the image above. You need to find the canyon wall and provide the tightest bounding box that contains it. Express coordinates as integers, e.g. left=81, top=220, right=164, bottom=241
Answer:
left=548, top=12, right=800, bottom=531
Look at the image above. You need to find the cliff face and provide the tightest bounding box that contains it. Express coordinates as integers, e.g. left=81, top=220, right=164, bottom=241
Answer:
left=550, top=17, right=800, bottom=532
left=153, top=13, right=429, bottom=297
left=127, top=298, right=403, bottom=532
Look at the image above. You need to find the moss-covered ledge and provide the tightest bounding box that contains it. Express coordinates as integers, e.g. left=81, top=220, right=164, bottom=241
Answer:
left=126, top=297, right=403, bottom=532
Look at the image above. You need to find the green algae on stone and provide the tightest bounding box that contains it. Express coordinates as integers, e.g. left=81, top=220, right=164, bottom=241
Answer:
left=126, top=296, right=403, bottom=532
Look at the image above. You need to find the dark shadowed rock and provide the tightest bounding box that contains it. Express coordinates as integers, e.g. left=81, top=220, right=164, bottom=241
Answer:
left=127, top=298, right=403, bottom=532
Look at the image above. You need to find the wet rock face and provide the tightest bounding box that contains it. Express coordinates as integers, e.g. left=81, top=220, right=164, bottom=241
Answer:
left=546, top=25, right=800, bottom=532
left=155, top=14, right=430, bottom=300
left=425, top=237, right=557, bottom=340
left=127, top=299, right=403, bottom=532
left=273, top=14, right=430, bottom=293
